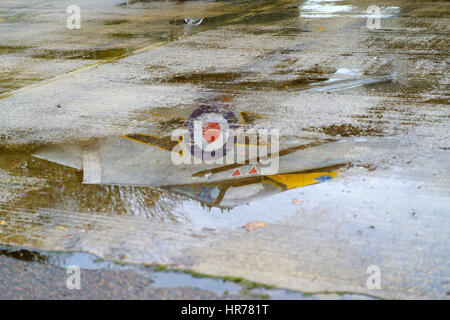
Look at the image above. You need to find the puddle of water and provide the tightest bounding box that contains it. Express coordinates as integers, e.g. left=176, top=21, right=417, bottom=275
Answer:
left=0, top=133, right=358, bottom=266
left=0, top=103, right=349, bottom=242
left=1, top=244, right=372, bottom=299
left=321, top=68, right=364, bottom=84
left=0, top=245, right=252, bottom=296
left=0, top=124, right=360, bottom=257
left=299, top=0, right=356, bottom=18
left=235, top=4, right=300, bottom=25
left=299, top=1, right=400, bottom=19
left=353, top=6, right=400, bottom=19
left=151, top=272, right=242, bottom=295
left=1, top=136, right=341, bottom=208
left=306, top=74, right=394, bottom=92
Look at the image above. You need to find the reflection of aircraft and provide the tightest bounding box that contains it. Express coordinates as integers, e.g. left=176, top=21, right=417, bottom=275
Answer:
left=32, top=123, right=364, bottom=209
left=32, top=135, right=339, bottom=208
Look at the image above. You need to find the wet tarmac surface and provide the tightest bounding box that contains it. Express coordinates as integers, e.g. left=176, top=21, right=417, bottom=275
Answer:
left=0, top=0, right=449, bottom=299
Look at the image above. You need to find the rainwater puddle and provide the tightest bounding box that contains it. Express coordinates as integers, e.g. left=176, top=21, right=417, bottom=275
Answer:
left=0, top=245, right=314, bottom=298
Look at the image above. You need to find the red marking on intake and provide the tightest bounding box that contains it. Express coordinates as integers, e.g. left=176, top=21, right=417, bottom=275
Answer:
left=247, top=166, right=258, bottom=175
left=231, top=169, right=241, bottom=177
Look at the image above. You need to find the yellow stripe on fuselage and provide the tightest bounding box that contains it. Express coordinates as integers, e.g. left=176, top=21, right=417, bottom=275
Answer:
left=264, top=172, right=337, bottom=190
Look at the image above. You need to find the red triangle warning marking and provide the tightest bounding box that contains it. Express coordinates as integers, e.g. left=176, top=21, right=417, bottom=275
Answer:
left=231, top=169, right=241, bottom=177
left=247, top=166, right=258, bottom=175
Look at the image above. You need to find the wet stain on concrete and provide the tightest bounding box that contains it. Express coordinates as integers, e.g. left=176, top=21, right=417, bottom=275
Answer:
left=166, top=72, right=244, bottom=84
left=162, top=71, right=328, bottom=91
left=0, top=76, right=45, bottom=95
left=32, top=48, right=130, bottom=60
left=0, top=46, right=28, bottom=55
left=0, top=14, right=27, bottom=23
left=247, top=27, right=311, bottom=36
left=317, top=124, right=384, bottom=137
left=109, top=31, right=173, bottom=41
left=102, top=19, right=129, bottom=26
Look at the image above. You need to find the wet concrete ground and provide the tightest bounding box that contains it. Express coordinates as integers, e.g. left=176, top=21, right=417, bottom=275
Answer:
left=0, top=0, right=449, bottom=299
left=0, top=246, right=373, bottom=299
